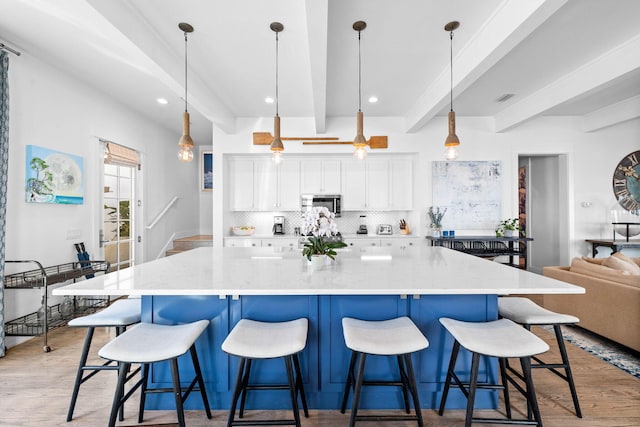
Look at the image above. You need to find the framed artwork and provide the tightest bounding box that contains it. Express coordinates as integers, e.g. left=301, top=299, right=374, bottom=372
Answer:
left=432, top=160, right=502, bottom=229
left=25, top=145, right=84, bottom=204
left=201, top=151, right=213, bottom=191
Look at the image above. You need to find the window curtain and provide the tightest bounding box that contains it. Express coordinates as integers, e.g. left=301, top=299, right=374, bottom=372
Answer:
left=0, top=51, right=10, bottom=357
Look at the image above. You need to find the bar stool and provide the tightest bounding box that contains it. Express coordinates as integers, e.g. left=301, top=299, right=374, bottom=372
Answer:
left=98, top=319, right=212, bottom=427
left=340, top=316, right=429, bottom=427
left=66, top=297, right=141, bottom=422
left=498, top=296, right=582, bottom=417
left=438, top=317, right=549, bottom=427
left=221, top=318, right=309, bottom=427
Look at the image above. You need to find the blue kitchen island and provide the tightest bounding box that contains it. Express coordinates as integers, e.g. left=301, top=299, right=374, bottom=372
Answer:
left=53, top=245, right=583, bottom=411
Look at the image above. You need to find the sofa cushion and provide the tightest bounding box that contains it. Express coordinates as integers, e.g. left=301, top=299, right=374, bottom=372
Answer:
left=612, top=252, right=640, bottom=273
left=582, top=256, right=606, bottom=265
left=569, top=258, right=640, bottom=287
left=603, top=255, right=640, bottom=275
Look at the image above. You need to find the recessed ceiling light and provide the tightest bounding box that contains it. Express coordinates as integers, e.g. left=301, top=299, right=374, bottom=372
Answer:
left=368, top=96, right=378, bottom=103
left=156, top=97, right=168, bottom=105
left=265, top=97, right=275, bottom=104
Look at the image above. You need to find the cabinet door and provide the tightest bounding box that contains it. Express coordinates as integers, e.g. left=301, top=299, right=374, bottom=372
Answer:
left=341, top=158, right=366, bottom=210
left=224, top=238, right=260, bottom=248
left=277, top=159, right=301, bottom=210
left=301, top=159, right=341, bottom=194
left=321, top=160, right=342, bottom=194
left=390, top=157, right=413, bottom=210
left=300, top=159, right=322, bottom=194
left=343, top=238, right=381, bottom=249
left=380, top=237, right=421, bottom=249
left=254, top=160, right=278, bottom=210
left=229, top=159, right=255, bottom=210
left=366, top=158, right=390, bottom=209
left=261, top=238, right=300, bottom=250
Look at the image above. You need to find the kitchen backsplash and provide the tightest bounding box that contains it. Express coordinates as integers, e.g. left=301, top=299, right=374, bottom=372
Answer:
left=227, top=211, right=417, bottom=236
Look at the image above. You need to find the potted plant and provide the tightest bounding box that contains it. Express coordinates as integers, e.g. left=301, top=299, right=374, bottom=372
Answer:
left=428, top=206, right=447, bottom=237
left=301, top=206, right=347, bottom=268
left=495, top=218, right=524, bottom=237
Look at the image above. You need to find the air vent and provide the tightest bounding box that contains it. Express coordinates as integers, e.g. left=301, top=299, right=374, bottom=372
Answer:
left=495, top=93, right=515, bottom=102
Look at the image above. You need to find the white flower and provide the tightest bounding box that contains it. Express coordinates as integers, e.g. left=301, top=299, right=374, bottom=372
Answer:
left=302, top=206, right=340, bottom=237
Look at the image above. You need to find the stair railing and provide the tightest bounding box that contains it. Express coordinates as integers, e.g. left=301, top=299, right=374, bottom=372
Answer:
left=146, top=196, right=179, bottom=230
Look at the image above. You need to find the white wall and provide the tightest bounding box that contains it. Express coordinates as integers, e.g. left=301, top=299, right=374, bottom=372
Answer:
left=4, top=52, right=200, bottom=347
left=211, top=115, right=640, bottom=259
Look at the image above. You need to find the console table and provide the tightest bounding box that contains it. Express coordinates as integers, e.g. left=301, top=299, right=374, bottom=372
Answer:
left=585, top=239, right=640, bottom=257
left=426, top=235, right=533, bottom=269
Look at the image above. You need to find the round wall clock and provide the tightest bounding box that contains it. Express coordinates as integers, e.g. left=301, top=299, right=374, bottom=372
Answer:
left=612, top=150, right=640, bottom=213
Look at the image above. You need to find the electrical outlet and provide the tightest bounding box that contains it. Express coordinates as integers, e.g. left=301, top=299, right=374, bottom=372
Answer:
left=66, top=229, right=82, bottom=240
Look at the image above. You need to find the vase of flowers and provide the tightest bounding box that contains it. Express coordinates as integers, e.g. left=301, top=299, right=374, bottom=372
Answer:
left=301, top=206, right=347, bottom=268
left=428, top=206, right=447, bottom=237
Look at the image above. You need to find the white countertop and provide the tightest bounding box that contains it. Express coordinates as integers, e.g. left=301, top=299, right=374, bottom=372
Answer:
left=53, top=246, right=584, bottom=297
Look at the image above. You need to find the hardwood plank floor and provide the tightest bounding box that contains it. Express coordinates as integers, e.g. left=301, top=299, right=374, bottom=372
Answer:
left=0, top=325, right=638, bottom=426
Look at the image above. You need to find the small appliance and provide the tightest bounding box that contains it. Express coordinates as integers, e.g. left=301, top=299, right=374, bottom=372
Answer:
left=273, top=215, right=285, bottom=235
left=357, top=215, right=368, bottom=235
left=377, top=224, right=393, bottom=235
left=301, top=194, right=341, bottom=217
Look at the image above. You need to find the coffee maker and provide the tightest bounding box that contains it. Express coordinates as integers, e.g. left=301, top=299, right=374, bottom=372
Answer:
left=357, top=215, right=368, bottom=234
left=273, top=216, right=285, bottom=235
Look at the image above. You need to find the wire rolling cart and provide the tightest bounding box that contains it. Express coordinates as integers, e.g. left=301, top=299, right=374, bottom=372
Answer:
left=3, top=259, right=110, bottom=352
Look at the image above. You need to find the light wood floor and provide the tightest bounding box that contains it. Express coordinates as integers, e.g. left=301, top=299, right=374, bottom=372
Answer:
left=0, top=325, right=638, bottom=427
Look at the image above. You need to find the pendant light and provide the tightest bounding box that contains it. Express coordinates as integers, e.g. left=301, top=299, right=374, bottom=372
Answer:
left=178, top=22, right=195, bottom=162
left=270, top=22, right=284, bottom=164
left=352, top=21, right=367, bottom=160
left=444, top=21, right=460, bottom=161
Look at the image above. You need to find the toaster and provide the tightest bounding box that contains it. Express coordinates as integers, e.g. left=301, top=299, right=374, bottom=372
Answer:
left=377, top=224, right=393, bottom=235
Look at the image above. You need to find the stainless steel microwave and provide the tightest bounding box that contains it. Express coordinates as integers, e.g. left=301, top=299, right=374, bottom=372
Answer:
left=301, top=194, right=341, bottom=217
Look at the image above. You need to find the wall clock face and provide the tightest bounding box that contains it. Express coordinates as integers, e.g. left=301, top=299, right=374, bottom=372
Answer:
left=612, top=150, right=640, bottom=213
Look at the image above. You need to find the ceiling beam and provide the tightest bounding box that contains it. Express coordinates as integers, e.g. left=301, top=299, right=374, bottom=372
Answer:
left=405, top=0, right=567, bottom=133
left=495, top=34, right=640, bottom=132
left=86, top=0, right=236, bottom=134
left=582, top=95, right=640, bottom=132
left=304, top=0, right=329, bottom=133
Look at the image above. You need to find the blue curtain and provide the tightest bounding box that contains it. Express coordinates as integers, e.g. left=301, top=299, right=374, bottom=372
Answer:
left=0, top=51, right=9, bottom=357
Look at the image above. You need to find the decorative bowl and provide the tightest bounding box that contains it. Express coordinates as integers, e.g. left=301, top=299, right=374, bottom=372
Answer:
left=231, top=226, right=255, bottom=236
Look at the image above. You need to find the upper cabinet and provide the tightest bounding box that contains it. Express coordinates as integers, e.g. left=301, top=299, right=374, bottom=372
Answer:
left=229, top=157, right=300, bottom=211
left=228, top=154, right=412, bottom=212
left=300, top=159, right=341, bottom=194
left=342, top=156, right=413, bottom=211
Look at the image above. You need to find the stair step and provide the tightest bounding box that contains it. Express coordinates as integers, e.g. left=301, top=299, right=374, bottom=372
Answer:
left=166, top=235, right=213, bottom=256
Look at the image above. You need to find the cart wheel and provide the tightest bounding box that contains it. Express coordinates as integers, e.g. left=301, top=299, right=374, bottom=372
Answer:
left=43, top=345, right=51, bottom=353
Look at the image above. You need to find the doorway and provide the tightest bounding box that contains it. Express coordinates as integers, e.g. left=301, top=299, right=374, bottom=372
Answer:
left=101, top=141, right=140, bottom=272
left=519, top=154, right=570, bottom=273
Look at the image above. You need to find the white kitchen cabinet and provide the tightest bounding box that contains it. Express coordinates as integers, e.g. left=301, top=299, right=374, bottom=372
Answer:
left=229, top=157, right=300, bottom=211
left=229, top=158, right=255, bottom=211
left=389, top=157, right=413, bottom=210
left=379, top=237, right=421, bottom=249
left=343, top=238, right=381, bottom=249
left=224, top=238, right=260, bottom=248
left=342, top=156, right=413, bottom=211
left=341, top=158, right=366, bottom=210
left=261, top=238, right=300, bottom=250
left=365, top=158, right=390, bottom=210
left=300, top=159, right=341, bottom=194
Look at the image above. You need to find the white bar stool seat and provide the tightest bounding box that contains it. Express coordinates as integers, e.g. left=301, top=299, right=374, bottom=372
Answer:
left=341, top=317, right=429, bottom=427
left=222, top=318, right=309, bottom=427
left=66, top=297, right=141, bottom=422
left=499, top=297, right=582, bottom=417
left=438, top=318, right=549, bottom=427
left=98, top=319, right=212, bottom=427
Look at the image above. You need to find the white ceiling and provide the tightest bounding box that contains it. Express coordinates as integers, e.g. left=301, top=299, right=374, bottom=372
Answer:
left=1, top=0, right=639, bottom=144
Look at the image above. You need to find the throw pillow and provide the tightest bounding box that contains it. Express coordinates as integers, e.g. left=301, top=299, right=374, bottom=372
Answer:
left=602, top=255, right=640, bottom=275
left=612, top=252, right=640, bottom=273
left=582, top=256, right=606, bottom=265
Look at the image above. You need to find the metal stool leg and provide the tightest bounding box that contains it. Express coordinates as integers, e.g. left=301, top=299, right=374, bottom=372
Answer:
left=397, top=355, right=411, bottom=414
left=66, top=326, right=95, bottom=421
left=284, top=355, right=302, bottom=427
left=465, top=353, right=481, bottom=427
left=520, top=357, right=543, bottom=427
left=554, top=325, right=582, bottom=418
left=349, top=352, right=367, bottom=427
left=341, top=351, right=358, bottom=413
left=227, top=357, right=246, bottom=427
left=438, top=340, right=461, bottom=415
left=292, top=353, right=309, bottom=418
left=190, top=345, right=213, bottom=419
left=403, top=353, right=425, bottom=427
